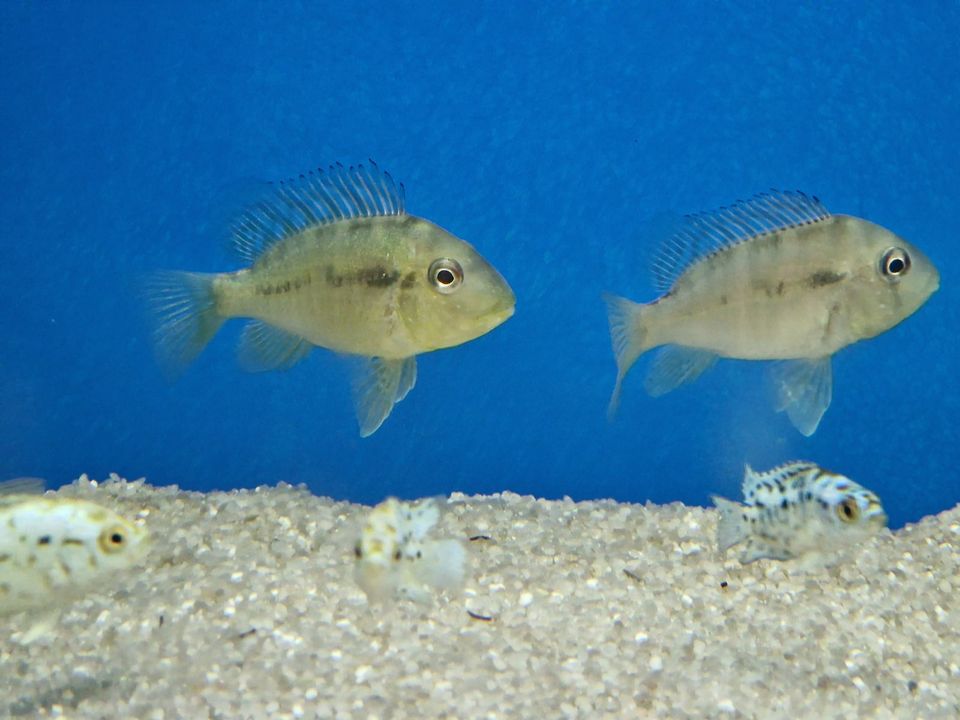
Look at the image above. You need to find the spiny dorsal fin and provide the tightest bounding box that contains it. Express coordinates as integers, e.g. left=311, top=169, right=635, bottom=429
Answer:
left=0, top=477, right=46, bottom=496
left=652, top=190, right=830, bottom=292
left=231, top=160, right=406, bottom=265
left=741, top=460, right=819, bottom=503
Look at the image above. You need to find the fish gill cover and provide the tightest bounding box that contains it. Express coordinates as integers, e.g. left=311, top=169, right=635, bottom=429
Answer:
left=0, top=2, right=956, bottom=529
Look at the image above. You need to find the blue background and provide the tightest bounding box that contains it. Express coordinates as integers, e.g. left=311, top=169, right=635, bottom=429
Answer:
left=1, top=2, right=956, bottom=528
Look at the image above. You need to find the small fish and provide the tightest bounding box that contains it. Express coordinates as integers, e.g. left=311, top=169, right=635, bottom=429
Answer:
left=354, top=496, right=466, bottom=603
left=146, top=161, right=515, bottom=437
left=712, top=461, right=887, bottom=564
left=605, top=191, right=939, bottom=435
left=0, top=479, right=150, bottom=620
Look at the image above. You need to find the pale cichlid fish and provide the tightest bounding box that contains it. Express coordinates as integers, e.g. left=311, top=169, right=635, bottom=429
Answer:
left=353, top=496, right=466, bottom=603
left=605, top=191, right=939, bottom=435
left=146, top=162, right=515, bottom=437
left=0, top=478, right=150, bottom=619
left=712, top=461, right=887, bottom=564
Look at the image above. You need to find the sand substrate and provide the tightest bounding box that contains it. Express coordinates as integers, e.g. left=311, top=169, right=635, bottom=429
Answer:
left=1, top=476, right=959, bottom=719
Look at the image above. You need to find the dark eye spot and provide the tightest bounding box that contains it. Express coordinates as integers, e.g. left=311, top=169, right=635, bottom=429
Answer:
left=880, top=247, right=911, bottom=278
left=111, top=533, right=124, bottom=545
left=428, top=258, right=464, bottom=294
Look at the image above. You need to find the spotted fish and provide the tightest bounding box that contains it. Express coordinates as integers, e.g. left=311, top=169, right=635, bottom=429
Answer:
left=353, top=496, right=466, bottom=603
left=0, top=478, right=150, bottom=620
left=712, top=461, right=887, bottom=563
left=605, top=191, right=939, bottom=435
left=146, top=161, right=515, bottom=436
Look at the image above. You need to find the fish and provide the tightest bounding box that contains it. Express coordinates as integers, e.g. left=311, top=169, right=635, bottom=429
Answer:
left=712, top=461, right=887, bottom=564
left=353, top=496, right=466, bottom=603
left=146, top=161, right=515, bottom=437
left=0, top=478, right=150, bottom=634
left=605, top=191, right=939, bottom=435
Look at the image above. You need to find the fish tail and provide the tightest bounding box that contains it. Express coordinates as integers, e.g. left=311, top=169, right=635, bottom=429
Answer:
left=143, top=271, right=225, bottom=379
left=712, top=495, right=748, bottom=553
left=603, top=293, right=651, bottom=418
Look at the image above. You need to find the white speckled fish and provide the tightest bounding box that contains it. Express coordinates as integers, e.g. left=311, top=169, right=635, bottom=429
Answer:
left=0, top=478, right=150, bottom=624
left=712, top=461, right=887, bottom=564
left=354, top=496, right=466, bottom=603
left=605, top=191, right=939, bottom=435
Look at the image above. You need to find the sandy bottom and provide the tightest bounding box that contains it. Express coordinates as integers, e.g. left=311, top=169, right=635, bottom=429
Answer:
left=1, top=475, right=958, bottom=719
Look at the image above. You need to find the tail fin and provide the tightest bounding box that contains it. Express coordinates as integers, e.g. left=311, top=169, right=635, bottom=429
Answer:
left=712, top=495, right=748, bottom=553
left=143, top=271, right=224, bottom=380
left=603, top=293, right=651, bottom=418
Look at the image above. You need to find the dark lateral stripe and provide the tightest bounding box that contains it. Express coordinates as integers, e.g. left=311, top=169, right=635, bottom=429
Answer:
left=806, top=270, right=846, bottom=288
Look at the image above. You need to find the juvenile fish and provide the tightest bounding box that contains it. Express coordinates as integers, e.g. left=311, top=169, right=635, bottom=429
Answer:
left=146, top=162, right=515, bottom=437
left=0, top=478, right=150, bottom=619
left=354, top=496, right=466, bottom=603
left=712, top=461, right=887, bottom=564
left=605, top=191, right=939, bottom=434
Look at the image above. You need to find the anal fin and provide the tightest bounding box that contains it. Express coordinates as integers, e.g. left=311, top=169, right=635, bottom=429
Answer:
left=237, top=320, right=312, bottom=372
left=352, top=357, right=418, bottom=437
left=770, top=357, right=832, bottom=436
left=644, top=345, right=717, bottom=397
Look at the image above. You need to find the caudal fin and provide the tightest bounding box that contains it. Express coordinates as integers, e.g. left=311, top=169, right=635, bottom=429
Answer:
left=143, top=271, right=224, bottom=380
left=603, top=293, right=651, bottom=418
left=712, top=495, right=749, bottom=553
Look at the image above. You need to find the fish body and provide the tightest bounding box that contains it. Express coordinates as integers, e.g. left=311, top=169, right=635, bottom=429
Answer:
left=606, top=192, right=939, bottom=434
left=0, top=480, right=149, bottom=617
left=712, top=461, right=887, bottom=564
left=354, top=497, right=466, bottom=603
left=147, top=162, right=515, bottom=436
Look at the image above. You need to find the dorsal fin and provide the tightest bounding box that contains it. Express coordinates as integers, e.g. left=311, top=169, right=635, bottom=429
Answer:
left=231, top=160, right=406, bottom=264
left=0, top=476, right=46, bottom=496
left=652, top=190, right=830, bottom=292
left=741, top=461, right=818, bottom=502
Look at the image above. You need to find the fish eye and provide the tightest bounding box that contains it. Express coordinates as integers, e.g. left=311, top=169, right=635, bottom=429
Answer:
left=98, top=525, right=127, bottom=554
left=880, top=247, right=911, bottom=279
left=836, top=498, right=860, bottom=523
left=428, top=258, right=464, bottom=294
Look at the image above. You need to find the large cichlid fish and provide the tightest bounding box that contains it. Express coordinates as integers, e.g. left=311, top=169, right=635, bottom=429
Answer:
left=146, top=162, right=515, bottom=436
left=605, top=191, right=939, bottom=435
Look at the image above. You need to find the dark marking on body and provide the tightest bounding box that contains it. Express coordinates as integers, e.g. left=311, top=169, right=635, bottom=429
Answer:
left=806, top=270, right=846, bottom=288
left=323, top=264, right=399, bottom=289
left=719, top=294, right=728, bottom=305
left=469, top=535, right=492, bottom=542
left=776, top=280, right=785, bottom=296
left=401, top=271, right=417, bottom=289
left=467, top=610, right=494, bottom=621
left=62, top=538, right=84, bottom=546
left=238, top=628, right=258, bottom=639
left=623, top=568, right=642, bottom=583
left=720, top=581, right=729, bottom=589
left=257, top=272, right=313, bottom=296
left=37, top=535, right=51, bottom=546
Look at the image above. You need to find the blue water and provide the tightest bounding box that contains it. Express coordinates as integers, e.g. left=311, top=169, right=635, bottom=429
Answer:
left=1, top=2, right=956, bottom=529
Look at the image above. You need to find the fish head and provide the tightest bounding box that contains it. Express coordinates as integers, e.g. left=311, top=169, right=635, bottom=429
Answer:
left=400, top=222, right=515, bottom=350
left=814, top=473, right=888, bottom=536
left=840, top=217, right=939, bottom=339
left=88, top=506, right=151, bottom=571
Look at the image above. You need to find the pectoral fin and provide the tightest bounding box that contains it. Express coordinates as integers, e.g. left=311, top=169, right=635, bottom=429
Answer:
left=352, top=357, right=418, bottom=437
left=770, top=357, right=832, bottom=436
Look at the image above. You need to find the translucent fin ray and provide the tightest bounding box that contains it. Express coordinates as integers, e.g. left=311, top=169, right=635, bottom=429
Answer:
left=652, top=190, right=830, bottom=292
left=352, top=356, right=418, bottom=437
left=603, top=293, right=650, bottom=418
left=0, top=477, right=46, bottom=496
left=142, top=271, right=224, bottom=380
left=237, top=321, right=312, bottom=372
left=770, top=357, right=833, bottom=436
left=231, top=161, right=406, bottom=265
left=643, top=345, right=717, bottom=397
